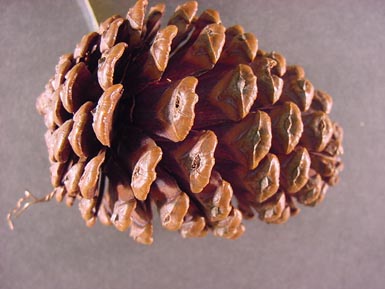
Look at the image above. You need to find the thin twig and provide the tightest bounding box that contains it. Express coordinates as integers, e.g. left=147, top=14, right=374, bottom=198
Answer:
left=7, top=190, right=56, bottom=230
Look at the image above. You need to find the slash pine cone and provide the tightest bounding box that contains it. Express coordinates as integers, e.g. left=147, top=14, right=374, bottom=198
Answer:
left=32, top=0, right=344, bottom=244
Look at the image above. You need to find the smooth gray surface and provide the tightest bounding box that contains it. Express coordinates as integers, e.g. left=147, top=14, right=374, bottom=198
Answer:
left=1, top=1, right=385, bottom=289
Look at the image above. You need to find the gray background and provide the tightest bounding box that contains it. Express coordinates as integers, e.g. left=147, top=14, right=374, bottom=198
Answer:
left=1, top=0, right=385, bottom=288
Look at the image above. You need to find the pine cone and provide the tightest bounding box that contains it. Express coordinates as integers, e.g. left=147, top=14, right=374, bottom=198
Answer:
left=35, top=0, right=343, bottom=244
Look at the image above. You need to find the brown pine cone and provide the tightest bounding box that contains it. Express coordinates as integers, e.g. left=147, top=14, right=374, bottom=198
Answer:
left=34, top=0, right=343, bottom=244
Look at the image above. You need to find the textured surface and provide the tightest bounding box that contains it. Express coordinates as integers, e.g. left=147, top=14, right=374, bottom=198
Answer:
left=0, top=0, right=384, bottom=288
